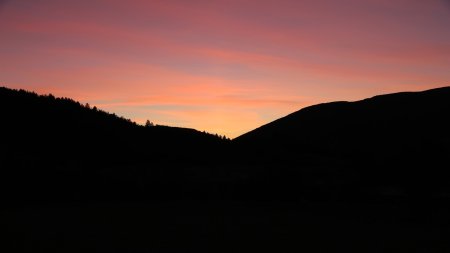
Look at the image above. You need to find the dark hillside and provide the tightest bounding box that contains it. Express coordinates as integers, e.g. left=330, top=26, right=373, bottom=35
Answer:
left=2, top=86, right=450, bottom=253
left=233, top=87, right=450, bottom=200
left=0, top=87, right=229, bottom=202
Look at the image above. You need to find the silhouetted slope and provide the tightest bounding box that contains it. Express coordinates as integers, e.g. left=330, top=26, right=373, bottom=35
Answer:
left=0, top=87, right=229, bottom=201
left=3, top=85, right=450, bottom=203
left=2, top=87, right=450, bottom=253
left=234, top=86, right=450, bottom=199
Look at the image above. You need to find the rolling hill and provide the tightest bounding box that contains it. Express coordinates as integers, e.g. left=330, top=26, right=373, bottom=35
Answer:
left=2, top=86, right=450, bottom=202
left=2, top=85, right=450, bottom=252
left=234, top=86, right=450, bottom=199
left=0, top=87, right=229, bottom=202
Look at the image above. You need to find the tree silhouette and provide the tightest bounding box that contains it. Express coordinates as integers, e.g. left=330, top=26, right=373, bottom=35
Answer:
left=145, top=120, right=154, bottom=127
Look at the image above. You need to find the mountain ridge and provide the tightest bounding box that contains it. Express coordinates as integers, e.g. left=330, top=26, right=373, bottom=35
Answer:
left=0, top=86, right=230, bottom=202
left=235, top=86, right=450, bottom=141
left=231, top=85, right=450, bottom=200
left=1, top=85, right=450, bottom=202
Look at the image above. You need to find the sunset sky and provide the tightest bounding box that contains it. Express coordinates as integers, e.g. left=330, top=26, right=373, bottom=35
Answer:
left=1, top=0, right=449, bottom=138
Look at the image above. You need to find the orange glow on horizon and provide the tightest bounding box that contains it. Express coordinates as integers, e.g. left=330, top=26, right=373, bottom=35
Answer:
left=1, top=0, right=449, bottom=138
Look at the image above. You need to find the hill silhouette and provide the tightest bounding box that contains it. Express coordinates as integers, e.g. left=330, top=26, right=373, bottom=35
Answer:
left=234, top=86, right=450, bottom=200
left=0, top=87, right=229, bottom=202
left=2, top=86, right=450, bottom=202
left=2, top=85, right=450, bottom=252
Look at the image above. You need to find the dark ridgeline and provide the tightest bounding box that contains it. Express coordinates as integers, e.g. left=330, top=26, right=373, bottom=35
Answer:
left=0, top=87, right=230, bottom=202
left=1, top=85, right=450, bottom=202
left=2, top=85, right=450, bottom=252
left=233, top=86, right=450, bottom=202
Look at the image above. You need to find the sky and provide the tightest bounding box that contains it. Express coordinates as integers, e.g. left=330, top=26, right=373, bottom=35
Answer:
left=1, top=0, right=449, bottom=138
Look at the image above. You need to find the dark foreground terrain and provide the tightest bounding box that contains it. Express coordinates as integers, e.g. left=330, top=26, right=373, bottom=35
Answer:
left=2, top=200, right=450, bottom=253
left=1, top=86, right=450, bottom=252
